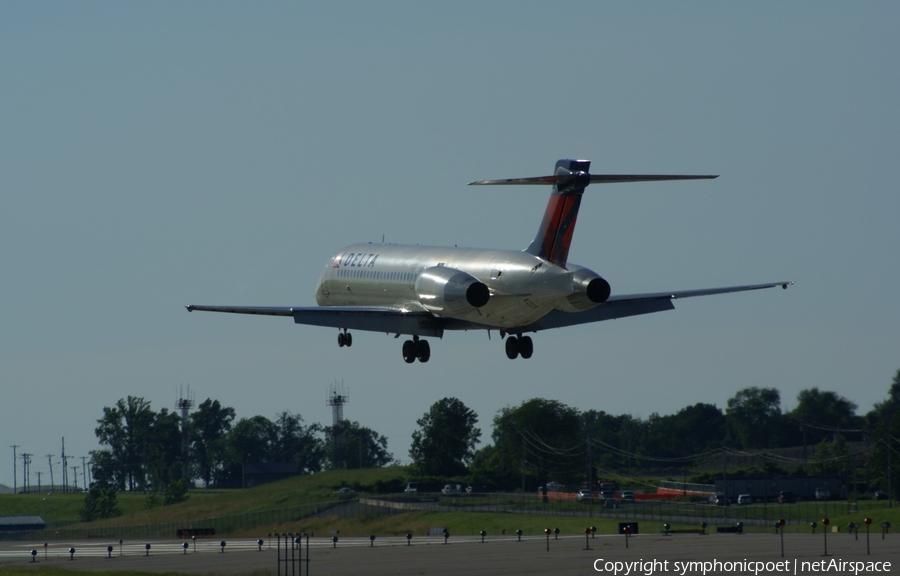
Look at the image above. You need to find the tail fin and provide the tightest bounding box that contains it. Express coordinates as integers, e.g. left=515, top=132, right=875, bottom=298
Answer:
left=525, top=159, right=591, bottom=267
left=468, top=159, right=718, bottom=268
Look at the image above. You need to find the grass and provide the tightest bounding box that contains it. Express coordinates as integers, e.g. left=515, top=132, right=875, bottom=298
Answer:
left=2, top=468, right=897, bottom=541
left=0, top=467, right=410, bottom=530
left=0, top=493, right=151, bottom=524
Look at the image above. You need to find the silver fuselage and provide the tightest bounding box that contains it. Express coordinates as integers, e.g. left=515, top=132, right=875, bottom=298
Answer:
left=316, top=243, right=581, bottom=329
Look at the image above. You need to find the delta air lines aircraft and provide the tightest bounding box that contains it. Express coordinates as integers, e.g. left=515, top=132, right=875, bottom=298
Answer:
left=187, top=160, right=792, bottom=363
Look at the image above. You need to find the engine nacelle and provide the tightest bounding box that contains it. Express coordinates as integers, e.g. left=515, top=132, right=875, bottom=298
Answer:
left=558, top=266, right=611, bottom=312
left=415, top=266, right=490, bottom=315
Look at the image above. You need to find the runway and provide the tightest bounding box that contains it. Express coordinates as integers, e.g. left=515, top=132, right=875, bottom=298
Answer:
left=0, top=531, right=897, bottom=575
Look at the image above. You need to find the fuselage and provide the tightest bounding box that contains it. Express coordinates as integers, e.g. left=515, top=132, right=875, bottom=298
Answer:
left=316, top=243, right=582, bottom=329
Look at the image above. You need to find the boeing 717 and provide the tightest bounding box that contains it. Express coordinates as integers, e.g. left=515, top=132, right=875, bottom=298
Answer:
left=186, top=159, right=792, bottom=363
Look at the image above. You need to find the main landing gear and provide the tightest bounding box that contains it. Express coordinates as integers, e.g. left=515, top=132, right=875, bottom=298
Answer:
left=402, top=335, right=430, bottom=364
left=504, top=334, right=533, bottom=360
left=337, top=330, right=352, bottom=347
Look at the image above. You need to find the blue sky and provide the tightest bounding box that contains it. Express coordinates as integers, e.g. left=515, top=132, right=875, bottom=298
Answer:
left=2, top=2, right=898, bottom=489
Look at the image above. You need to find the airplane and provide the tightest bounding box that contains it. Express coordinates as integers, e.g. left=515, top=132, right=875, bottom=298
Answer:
left=186, top=159, right=792, bottom=363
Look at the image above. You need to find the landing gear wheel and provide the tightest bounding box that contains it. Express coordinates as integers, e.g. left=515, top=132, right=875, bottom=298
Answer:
left=416, top=339, right=431, bottom=363
left=338, top=333, right=345, bottom=347
left=402, top=340, right=416, bottom=363
left=505, top=336, right=519, bottom=359
left=345, top=333, right=352, bottom=347
left=519, top=336, right=533, bottom=359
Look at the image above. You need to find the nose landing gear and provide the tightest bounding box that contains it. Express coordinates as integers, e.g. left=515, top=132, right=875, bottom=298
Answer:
left=402, top=336, right=431, bottom=363
left=504, top=335, right=533, bottom=359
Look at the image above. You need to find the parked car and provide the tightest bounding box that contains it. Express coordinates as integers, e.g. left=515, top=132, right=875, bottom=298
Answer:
left=404, top=481, right=421, bottom=493
left=872, top=490, right=890, bottom=500
left=815, top=487, right=831, bottom=501
left=737, top=494, right=752, bottom=505
left=711, top=493, right=730, bottom=506
left=620, top=490, right=635, bottom=501
left=599, top=490, right=615, bottom=501
left=777, top=490, right=797, bottom=504
left=576, top=489, right=594, bottom=503
left=442, top=484, right=462, bottom=495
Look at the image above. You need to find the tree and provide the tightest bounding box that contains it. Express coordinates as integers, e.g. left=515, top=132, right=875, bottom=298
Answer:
left=725, top=387, right=783, bottom=449
left=323, top=420, right=393, bottom=469
left=869, top=407, right=900, bottom=491
left=492, top=399, right=582, bottom=491
left=867, top=369, right=900, bottom=429
left=94, top=396, right=172, bottom=490
left=272, top=411, right=325, bottom=474
left=809, top=434, right=849, bottom=476
left=88, top=449, right=118, bottom=489
left=410, top=398, right=480, bottom=476
left=190, top=399, right=236, bottom=487
left=221, top=412, right=325, bottom=482
left=227, top=415, right=278, bottom=465
left=582, top=410, right=641, bottom=471
left=644, top=403, right=727, bottom=456
left=144, top=408, right=182, bottom=491
left=789, top=388, right=861, bottom=444
left=164, top=478, right=190, bottom=505
left=78, top=484, right=122, bottom=521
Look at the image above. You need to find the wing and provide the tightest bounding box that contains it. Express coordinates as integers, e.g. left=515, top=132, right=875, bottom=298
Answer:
left=523, top=281, right=793, bottom=332
left=185, top=304, right=445, bottom=337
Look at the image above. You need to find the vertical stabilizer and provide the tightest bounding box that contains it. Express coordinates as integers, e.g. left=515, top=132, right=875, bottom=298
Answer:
left=525, top=159, right=590, bottom=267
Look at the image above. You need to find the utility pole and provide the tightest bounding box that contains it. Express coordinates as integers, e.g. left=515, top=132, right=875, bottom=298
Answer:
left=36, top=471, right=41, bottom=492
left=61, top=438, right=67, bottom=493
left=723, top=450, right=729, bottom=518
left=889, top=439, right=893, bottom=510
left=801, top=425, right=807, bottom=460
left=81, top=456, right=89, bottom=489
left=587, top=437, right=594, bottom=518
left=71, top=466, right=78, bottom=491
left=584, top=412, right=596, bottom=517
left=21, top=453, right=31, bottom=493
left=521, top=442, right=526, bottom=493
left=46, top=454, right=55, bottom=492
left=9, top=445, right=19, bottom=494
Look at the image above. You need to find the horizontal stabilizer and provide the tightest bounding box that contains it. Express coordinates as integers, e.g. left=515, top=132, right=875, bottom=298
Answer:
left=469, top=174, right=717, bottom=186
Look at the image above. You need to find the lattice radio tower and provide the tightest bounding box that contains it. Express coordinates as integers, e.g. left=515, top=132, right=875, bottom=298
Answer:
left=327, top=381, right=349, bottom=469
left=176, top=385, right=195, bottom=484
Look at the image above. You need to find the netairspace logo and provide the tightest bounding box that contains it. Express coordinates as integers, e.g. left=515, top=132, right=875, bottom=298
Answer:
left=592, top=558, right=892, bottom=576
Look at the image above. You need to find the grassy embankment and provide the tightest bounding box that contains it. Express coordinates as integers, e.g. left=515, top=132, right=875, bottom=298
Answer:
left=1, top=467, right=897, bottom=538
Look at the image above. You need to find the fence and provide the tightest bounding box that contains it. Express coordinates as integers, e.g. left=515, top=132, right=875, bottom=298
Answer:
left=362, top=492, right=884, bottom=528
left=5, top=492, right=888, bottom=540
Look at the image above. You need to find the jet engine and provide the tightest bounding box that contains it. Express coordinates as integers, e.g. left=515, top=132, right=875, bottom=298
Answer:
left=415, top=266, right=490, bottom=315
left=557, top=266, right=611, bottom=312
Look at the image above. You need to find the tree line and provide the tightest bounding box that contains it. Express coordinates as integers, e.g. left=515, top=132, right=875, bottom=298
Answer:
left=88, top=370, right=900, bottom=497
left=411, top=370, right=900, bottom=494
left=90, top=397, right=393, bottom=492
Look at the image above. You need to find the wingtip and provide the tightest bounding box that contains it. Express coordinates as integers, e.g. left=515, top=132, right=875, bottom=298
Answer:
left=185, top=305, right=194, bottom=312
